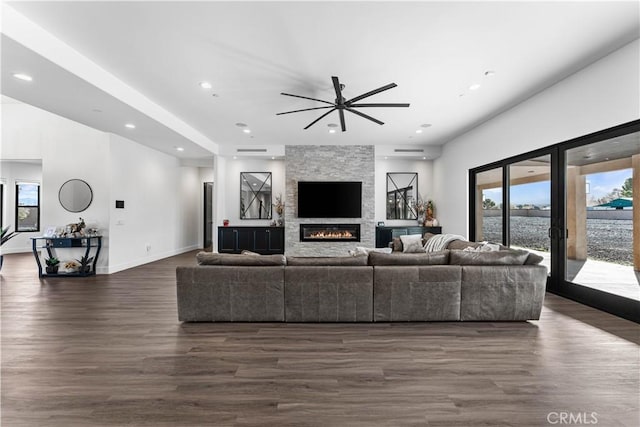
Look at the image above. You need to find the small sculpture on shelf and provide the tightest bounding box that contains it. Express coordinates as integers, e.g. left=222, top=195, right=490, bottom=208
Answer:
left=274, top=194, right=285, bottom=226
left=423, top=200, right=439, bottom=227
left=61, top=217, right=87, bottom=238
left=45, top=257, right=60, bottom=274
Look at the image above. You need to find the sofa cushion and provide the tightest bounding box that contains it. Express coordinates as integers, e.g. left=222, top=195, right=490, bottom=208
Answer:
left=196, top=251, right=286, bottom=266
left=368, top=250, right=450, bottom=266
left=524, top=252, right=544, bottom=265
left=400, top=234, right=424, bottom=253
left=286, top=255, right=369, bottom=266
left=449, top=249, right=529, bottom=265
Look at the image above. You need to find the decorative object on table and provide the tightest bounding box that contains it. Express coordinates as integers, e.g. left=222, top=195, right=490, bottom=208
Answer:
left=423, top=200, right=439, bottom=227
left=61, top=217, right=87, bottom=238
left=64, top=260, right=79, bottom=273
left=277, top=75, right=409, bottom=131
left=223, top=219, right=229, bottom=227
left=274, top=193, right=285, bottom=226
left=413, top=199, right=426, bottom=225
left=45, top=257, right=60, bottom=274
left=377, top=221, right=385, bottom=226
left=76, top=255, right=94, bottom=274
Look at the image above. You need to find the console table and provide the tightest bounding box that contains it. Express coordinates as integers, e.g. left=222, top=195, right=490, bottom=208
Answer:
left=375, top=226, right=442, bottom=248
left=31, top=236, right=102, bottom=277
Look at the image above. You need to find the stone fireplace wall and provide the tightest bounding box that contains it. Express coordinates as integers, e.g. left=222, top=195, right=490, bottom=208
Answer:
left=285, top=145, right=375, bottom=256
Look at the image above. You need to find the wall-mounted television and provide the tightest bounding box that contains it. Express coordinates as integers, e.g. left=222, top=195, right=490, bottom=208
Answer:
left=298, top=181, right=362, bottom=218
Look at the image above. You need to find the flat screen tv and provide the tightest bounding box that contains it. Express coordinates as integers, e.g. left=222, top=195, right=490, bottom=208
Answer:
left=298, top=181, right=362, bottom=218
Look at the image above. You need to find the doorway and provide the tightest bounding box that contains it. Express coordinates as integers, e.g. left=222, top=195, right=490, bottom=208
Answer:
left=203, top=182, right=213, bottom=251
left=469, top=120, right=640, bottom=322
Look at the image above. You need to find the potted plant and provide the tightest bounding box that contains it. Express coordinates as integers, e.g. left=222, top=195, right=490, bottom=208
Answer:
left=1, top=226, right=19, bottom=271
left=45, top=257, right=60, bottom=274
left=76, top=255, right=94, bottom=274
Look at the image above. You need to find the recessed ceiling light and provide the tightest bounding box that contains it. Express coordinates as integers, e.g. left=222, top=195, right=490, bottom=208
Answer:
left=415, top=129, right=423, bottom=134
left=233, top=156, right=237, bottom=160
left=235, top=123, right=248, bottom=128
left=605, top=157, right=610, bottom=161
left=271, top=156, right=275, bottom=160
left=420, top=123, right=432, bottom=128
left=484, top=70, right=496, bottom=77
left=469, top=83, right=481, bottom=91
left=125, top=123, right=136, bottom=129
left=176, top=147, right=184, bottom=152
left=423, top=157, right=427, bottom=160
left=384, top=156, right=388, bottom=160
left=329, top=129, right=337, bottom=134
left=243, top=129, right=251, bottom=134
left=13, top=73, right=32, bottom=81
left=199, top=81, right=212, bottom=89
left=252, top=183, right=257, bottom=186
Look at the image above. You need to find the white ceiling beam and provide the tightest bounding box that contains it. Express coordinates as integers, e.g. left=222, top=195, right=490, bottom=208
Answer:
left=1, top=4, right=218, bottom=155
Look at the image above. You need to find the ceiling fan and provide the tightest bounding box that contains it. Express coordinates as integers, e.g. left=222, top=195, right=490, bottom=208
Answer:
left=277, top=76, right=410, bottom=131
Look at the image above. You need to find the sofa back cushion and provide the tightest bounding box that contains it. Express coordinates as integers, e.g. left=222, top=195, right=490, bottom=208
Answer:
left=449, top=249, right=529, bottom=265
left=368, top=250, right=450, bottom=266
left=196, top=251, right=286, bottom=266
left=287, top=255, right=369, bottom=266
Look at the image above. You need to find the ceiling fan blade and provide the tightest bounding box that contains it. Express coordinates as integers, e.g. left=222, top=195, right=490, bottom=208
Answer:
left=349, top=103, right=410, bottom=108
left=303, top=108, right=336, bottom=129
left=345, top=107, right=384, bottom=125
left=346, top=83, right=397, bottom=104
left=338, top=109, right=346, bottom=132
left=276, top=106, right=334, bottom=115
left=332, top=76, right=344, bottom=104
left=281, top=92, right=335, bottom=106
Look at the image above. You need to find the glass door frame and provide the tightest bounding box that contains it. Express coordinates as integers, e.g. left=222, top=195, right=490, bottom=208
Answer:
left=469, top=119, right=640, bottom=323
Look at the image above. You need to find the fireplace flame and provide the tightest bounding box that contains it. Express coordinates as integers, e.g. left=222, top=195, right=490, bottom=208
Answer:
left=308, top=230, right=354, bottom=239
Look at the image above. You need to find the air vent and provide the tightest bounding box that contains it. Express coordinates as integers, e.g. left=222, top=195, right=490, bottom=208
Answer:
left=236, top=148, right=267, bottom=153
left=394, top=149, right=425, bottom=153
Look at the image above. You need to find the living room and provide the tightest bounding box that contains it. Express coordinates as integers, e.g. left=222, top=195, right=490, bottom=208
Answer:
left=1, top=1, right=639, bottom=426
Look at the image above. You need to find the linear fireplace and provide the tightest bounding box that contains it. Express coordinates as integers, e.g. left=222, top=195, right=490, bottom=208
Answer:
left=300, top=224, right=361, bottom=242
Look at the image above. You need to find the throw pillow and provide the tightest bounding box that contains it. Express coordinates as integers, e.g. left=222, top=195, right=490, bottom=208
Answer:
left=349, top=246, right=392, bottom=256
left=391, top=237, right=403, bottom=252
left=400, top=234, right=424, bottom=253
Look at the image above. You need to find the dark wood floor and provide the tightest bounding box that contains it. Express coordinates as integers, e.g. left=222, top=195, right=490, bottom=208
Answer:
left=1, top=252, right=638, bottom=426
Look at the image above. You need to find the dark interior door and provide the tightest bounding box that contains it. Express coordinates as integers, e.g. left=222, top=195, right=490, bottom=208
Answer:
left=203, top=182, right=213, bottom=251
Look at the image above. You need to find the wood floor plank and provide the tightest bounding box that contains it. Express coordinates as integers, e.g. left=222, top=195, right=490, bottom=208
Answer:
left=1, top=252, right=638, bottom=426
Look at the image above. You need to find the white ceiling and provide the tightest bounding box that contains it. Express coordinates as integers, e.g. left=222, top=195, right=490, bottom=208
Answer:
left=2, top=1, right=639, bottom=160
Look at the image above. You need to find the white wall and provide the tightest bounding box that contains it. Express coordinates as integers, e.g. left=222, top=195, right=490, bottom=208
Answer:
left=375, top=158, right=434, bottom=225
left=221, top=158, right=285, bottom=226
left=1, top=99, right=203, bottom=273
left=1, top=101, right=111, bottom=273
left=433, top=38, right=640, bottom=237
left=0, top=160, right=42, bottom=253
left=108, top=133, right=200, bottom=273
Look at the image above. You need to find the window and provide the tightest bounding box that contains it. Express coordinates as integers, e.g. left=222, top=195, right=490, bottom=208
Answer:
left=16, top=182, right=40, bottom=232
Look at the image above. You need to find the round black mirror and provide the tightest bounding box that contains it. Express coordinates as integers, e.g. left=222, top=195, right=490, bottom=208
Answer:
left=59, top=179, right=93, bottom=213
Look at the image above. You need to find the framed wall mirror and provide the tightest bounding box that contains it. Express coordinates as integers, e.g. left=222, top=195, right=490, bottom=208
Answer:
left=386, top=173, right=418, bottom=219
left=59, top=179, right=93, bottom=213
left=240, top=172, right=272, bottom=219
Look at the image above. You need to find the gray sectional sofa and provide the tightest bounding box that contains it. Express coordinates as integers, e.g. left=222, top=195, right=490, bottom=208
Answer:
left=176, top=248, right=547, bottom=322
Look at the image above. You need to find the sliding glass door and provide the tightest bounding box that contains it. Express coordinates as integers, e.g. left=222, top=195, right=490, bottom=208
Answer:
left=469, top=120, right=640, bottom=322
